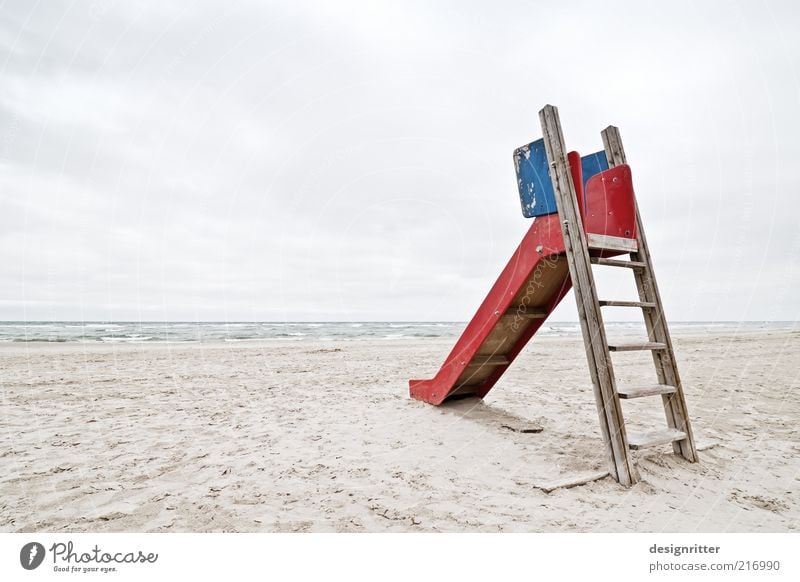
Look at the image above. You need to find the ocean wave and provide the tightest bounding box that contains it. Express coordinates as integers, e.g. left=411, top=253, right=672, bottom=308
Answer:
left=0, top=321, right=787, bottom=344
left=11, top=338, right=69, bottom=342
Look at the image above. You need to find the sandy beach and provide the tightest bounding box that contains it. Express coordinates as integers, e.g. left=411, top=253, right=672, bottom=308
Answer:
left=1, top=329, right=798, bottom=533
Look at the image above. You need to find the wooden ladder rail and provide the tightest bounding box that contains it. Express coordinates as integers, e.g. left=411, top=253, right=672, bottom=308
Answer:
left=539, top=105, right=639, bottom=486
left=601, top=126, right=699, bottom=463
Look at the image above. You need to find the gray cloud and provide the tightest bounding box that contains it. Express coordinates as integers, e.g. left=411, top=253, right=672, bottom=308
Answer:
left=1, top=0, right=799, bottom=322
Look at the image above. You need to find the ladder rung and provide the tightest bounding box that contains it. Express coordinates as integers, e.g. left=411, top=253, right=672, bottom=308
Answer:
left=590, top=257, right=647, bottom=269
left=617, top=383, right=676, bottom=399
left=599, top=300, right=656, bottom=308
left=504, top=307, right=548, bottom=319
left=467, top=355, right=509, bottom=367
left=608, top=342, right=667, bottom=352
left=586, top=233, right=638, bottom=253
left=627, top=429, right=687, bottom=450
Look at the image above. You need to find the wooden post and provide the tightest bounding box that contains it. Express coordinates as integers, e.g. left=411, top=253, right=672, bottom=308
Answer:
left=539, top=105, right=639, bottom=486
left=601, top=126, right=698, bottom=463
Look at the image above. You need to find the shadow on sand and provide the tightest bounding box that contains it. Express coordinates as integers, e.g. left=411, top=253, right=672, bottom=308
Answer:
left=436, top=397, right=544, bottom=435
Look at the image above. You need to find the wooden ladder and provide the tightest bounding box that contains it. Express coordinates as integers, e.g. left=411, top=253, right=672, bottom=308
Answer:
left=539, top=105, right=698, bottom=486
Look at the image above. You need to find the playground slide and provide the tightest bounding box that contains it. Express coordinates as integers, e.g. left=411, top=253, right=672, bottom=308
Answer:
left=409, top=148, right=638, bottom=405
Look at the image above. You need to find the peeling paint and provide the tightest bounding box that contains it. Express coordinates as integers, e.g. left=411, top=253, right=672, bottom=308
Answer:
left=513, top=139, right=610, bottom=219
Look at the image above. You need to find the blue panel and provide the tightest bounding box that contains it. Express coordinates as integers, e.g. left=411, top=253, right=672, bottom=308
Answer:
left=579, top=150, right=609, bottom=213
left=514, top=139, right=556, bottom=218
left=514, top=144, right=609, bottom=219
left=580, top=150, right=609, bottom=189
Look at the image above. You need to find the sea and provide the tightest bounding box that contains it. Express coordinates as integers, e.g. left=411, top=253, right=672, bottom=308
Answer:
left=0, top=321, right=794, bottom=343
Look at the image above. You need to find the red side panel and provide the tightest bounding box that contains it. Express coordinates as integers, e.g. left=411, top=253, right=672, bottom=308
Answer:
left=584, top=164, right=637, bottom=240
left=568, top=151, right=584, bottom=222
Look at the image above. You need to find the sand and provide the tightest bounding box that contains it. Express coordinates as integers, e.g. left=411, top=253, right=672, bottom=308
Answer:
left=1, top=329, right=798, bottom=532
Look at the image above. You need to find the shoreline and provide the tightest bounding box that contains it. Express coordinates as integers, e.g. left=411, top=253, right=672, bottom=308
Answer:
left=1, top=321, right=795, bottom=347
left=0, top=323, right=796, bottom=348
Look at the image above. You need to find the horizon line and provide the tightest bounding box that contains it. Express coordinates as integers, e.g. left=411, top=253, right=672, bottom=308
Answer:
left=0, top=320, right=796, bottom=324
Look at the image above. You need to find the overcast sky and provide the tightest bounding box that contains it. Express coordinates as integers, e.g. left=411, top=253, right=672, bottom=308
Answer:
left=1, top=0, right=799, bottom=322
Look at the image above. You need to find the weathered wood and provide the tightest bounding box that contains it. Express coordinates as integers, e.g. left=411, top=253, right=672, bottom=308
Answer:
left=617, top=383, right=676, bottom=399
left=587, top=233, right=638, bottom=252
left=627, top=429, right=687, bottom=450
left=695, top=440, right=719, bottom=452
left=537, top=471, right=611, bottom=493
left=504, top=307, right=548, bottom=319
left=446, top=384, right=478, bottom=397
left=466, top=355, right=510, bottom=367
left=601, top=126, right=698, bottom=463
left=539, top=105, right=638, bottom=486
left=598, top=300, right=656, bottom=308
left=608, top=342, right=667, bottom=352
left=591, top=257, right=647, bottom=269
